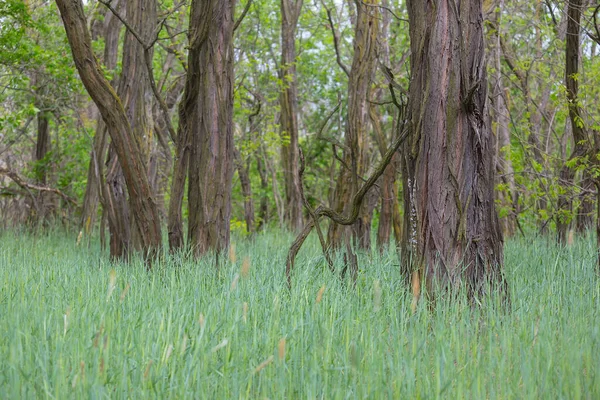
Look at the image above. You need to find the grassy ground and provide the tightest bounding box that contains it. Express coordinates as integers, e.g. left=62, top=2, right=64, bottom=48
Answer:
left=1, top=229, right=599, bottom=399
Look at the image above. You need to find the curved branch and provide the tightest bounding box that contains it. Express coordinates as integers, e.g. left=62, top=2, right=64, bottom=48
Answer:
left=0, top=168, right=77, bottom=205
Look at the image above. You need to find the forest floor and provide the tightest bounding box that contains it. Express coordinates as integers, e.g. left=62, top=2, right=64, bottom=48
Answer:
left=1, top=229, right=599, bottom=398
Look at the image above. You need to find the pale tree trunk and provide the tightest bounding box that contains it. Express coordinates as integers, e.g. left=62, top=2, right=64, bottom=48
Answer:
left=80, top=0, right=121, bottom=238
left=557, top=0, right=588, bottom=244
left=280, top=0, right=304, bottom=232
left=487, top=0, right=517, bottom=238
left=56, top=0, right=162, bottom=260
left=327, top=1, right=378, bottom=253
left=186, top=0, right=236, bottom=257
left=372, top=0, right=401, bottom=252
left=402, top=0, right=504, bottom=296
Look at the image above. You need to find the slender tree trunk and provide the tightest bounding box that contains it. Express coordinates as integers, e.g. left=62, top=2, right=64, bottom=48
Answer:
left=80, top=0, right=121, bottom=238
left=576, top=171, right=595, bottom=233
left=557, top=0, right=588, bottom=244
left=487, top=0, right=517, bottom=237
left=186, top=0, right=236, bottom=257
left=31, top=108, right=51, bottom=224
left=56, top=0, right=163, bottom=260
left=256, top=152, right=269, bottom=230
left=327, top=1, right=378, bottom=252
left=402, top=0, right=504, bottom=296
left=234, top=148, right=255, bottom=234
left=280, top=0, right=304, bottom=232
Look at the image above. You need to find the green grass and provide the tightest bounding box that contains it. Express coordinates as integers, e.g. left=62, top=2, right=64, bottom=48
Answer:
left=1, top=230, right=599, bottom=399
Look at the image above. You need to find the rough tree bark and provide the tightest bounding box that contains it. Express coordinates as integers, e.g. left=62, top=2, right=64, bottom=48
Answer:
left=557, top=0, right=588, bottom=244
left=327, top=0, right=378, bottom=252
left=186, top=0, right=236, bottom=257
left=402, top=0, right=504, bottom=296
left=114, top=0, right=157, bottom=254
left=79, top=1, right=121, bottom=238
left=56, top=0, right=162, bottom=260
left=280, top=0, right=304, bottom=232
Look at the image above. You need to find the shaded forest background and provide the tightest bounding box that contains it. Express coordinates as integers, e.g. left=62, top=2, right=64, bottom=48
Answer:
left=1, top=0, right=599, bottom=274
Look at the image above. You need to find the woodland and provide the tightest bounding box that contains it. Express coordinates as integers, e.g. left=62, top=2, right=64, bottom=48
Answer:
left=1, top=0, right=600, bottom=397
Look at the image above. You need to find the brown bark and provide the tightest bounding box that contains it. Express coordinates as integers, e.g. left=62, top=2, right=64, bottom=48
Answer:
left=186, top=0, right=236, bottom=257
left=576, top=172, right=595, bottom=233
left=327, top=1, right=378, bottom=252
left=56, top=0, right=162, bottom=260
left=256, top=152, right=269, bottom=230
left=280, top=0, right=304, bottom=232
left=234, top=148, right=255, bottom=234
left=557, top=0, right=588, bottom=244
left=402, top=0, right=504, bottom=297
left=80, top=1, right=121, bottom=237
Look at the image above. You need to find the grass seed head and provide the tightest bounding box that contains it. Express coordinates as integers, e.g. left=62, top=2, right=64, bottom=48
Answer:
left=211, top=338, right=229, bottom=353
left=143, top=360, right=153, bottom=380
left=373, top=279, right=382, bottom=312
left=253, top=355, right=274, bottom=374
left=316, top=285, right=326, bottom=304
left=119, top=282, right=131, bottom=303
left=107, top=269, right=117, bottom=301
left=278, top=338, right=286, bottom=360
left=199, top=313, right=205, bottom=329
left=243, top=302, right=248, bottom=324
left=241, top=256, right=251, bottom=278
left=229, top=243, right=237, bottom=264
left=230, top=273, right=240, bottom=291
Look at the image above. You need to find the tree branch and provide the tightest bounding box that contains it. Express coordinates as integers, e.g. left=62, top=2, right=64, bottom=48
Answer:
left=0, top=168, right=77, bottom=205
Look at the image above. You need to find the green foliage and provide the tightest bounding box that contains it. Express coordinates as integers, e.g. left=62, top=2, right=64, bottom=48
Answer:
left=1, top=231, right=599, bottom=397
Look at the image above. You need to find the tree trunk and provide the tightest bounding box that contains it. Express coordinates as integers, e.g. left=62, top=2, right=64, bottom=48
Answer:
left=557, top=0, right=588, bottom=244
left=327, top=1, right=378, bottom=252
left=234, top=148, right=255, bottom=234
left=80, top=0, right=121, bottom=238
left=402, top=0, right=504, bottom=296
left=576, top=171, right=595, bottom=233
left=186, top=0, right=236, bottom=257
left=487, top=0, right=517, bottom=238
left=280, top=0, right=304, bottom=232
left=56, top=0, right=162, bottom=260
left=115, top=0, right=157, bottom=253
left=256, top=152, right=269, bottom=230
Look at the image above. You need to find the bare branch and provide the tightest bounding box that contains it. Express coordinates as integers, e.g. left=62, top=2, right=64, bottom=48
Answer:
left=321, top=0, right=350, bottom=77
left=0, top=168, right=77, bottom=205
left=234, top=0, right=253, bottom=32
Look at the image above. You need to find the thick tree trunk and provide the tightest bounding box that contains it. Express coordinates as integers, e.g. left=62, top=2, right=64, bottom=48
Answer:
left=280, top=0, right=304, bottom=232
left=56, top=0, right=162, bottom=260
left=116, top=0, right=157, bottom=253
left=403, top=0, right=504, bottom=296
left=327, top=1, right=378, bottom=251
left=557, top=0, right=588, bottom=244
left=186, top=0, right=236, bottom=257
